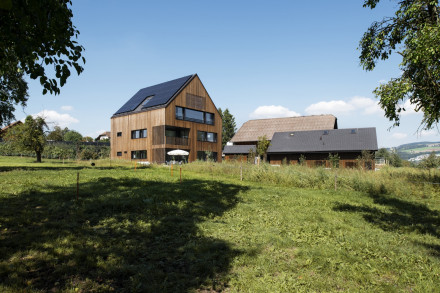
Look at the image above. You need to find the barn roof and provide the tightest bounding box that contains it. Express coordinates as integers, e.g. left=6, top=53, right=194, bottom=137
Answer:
left=113, top=74, right=195, bottom=116
left=223, top=145, right=256, bottom=155
left=231, top=115, right=337, bottom=143
left=267, top=128, right=378, bottom=153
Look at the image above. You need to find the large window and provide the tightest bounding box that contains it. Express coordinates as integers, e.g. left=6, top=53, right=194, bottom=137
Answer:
left=197, top=151, right=218, bottom=162
left=197, top=131, right=217, bottom=142
left=131, top=129, right=147, bottom=139
left=131, top=150, right=147, bottom=159
left=176, top=106, right=215, bottom=125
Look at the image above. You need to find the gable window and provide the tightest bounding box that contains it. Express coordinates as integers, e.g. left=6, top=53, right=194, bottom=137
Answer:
left=117, top=132, right=122, bottom=137
left=131, top=150, right=147, bottom=159
left=175, top=106, right=215, bottom=125
left=197, top=131, right=217, bottom=142
left=131, top=129, right=147, bottom=139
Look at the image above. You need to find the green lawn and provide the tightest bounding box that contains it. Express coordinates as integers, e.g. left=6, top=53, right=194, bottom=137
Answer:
left=0, top=156, right=439, bottom=292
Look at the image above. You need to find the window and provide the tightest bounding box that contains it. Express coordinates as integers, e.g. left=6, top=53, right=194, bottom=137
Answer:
left=185, top=108, right=204, bottom=123
left=131, top=129, right=147, bottom=139
left=117, top=152, right=122, bottom=156
left=205, top=112, right=214, bottom=125
left=197, top=131, right=217, bottom=142
left=197, top=151, right=218, bottom=161
left=175, top=106, right=215, bottom=125
left=176, top=107, right=184, bottom=120
left=117, top=132, right=122, bottom=137
left=131, top=150, right=147, bottom=159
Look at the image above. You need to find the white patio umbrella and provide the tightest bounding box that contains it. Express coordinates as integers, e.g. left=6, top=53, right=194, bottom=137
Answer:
left=167, top=149, right=189, bottom=156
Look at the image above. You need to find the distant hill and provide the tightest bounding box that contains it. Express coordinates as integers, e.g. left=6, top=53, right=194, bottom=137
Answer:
left=393, top=141, right=440, bottom=160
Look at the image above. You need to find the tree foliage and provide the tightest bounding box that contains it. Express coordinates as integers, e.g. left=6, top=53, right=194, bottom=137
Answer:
left=419, top=151, right=439, bottom=168
left=0, top=0, right=85, bottom=126
left=46, top=126, right=69, bottom=141
left=218, top=108, right=237, bottom=149
left=359, top=0, right=440, bottom=129
left=64, top=130, right=82, bottom=142
left=4, top=115, right=47, bottom=162
left=256, top=135, right=270, bottom=162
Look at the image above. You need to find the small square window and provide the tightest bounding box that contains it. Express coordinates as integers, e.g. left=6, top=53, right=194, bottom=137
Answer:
left=117, top=132, right=122, bottom=137
left=117, top=152, right=122, bottom=156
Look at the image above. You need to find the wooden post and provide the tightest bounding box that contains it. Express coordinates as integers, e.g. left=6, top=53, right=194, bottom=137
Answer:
left=76, top=172, right=79, bottom=201
left=240, top=161, right=243, bottom=181
left=334, top=173, right=337, bottom=191
left=171, top=164, right=173, bottom=177
left=180, top=168, right=182, bottom=183
left=135, top=161, right=137, bottom=171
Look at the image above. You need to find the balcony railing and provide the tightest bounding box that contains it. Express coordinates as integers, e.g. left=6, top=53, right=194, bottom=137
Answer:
left=165, top=136, right=189, bottom=146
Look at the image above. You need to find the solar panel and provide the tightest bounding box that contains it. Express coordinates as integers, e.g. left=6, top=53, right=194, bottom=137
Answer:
left=113, top=74, right=194, bottom=115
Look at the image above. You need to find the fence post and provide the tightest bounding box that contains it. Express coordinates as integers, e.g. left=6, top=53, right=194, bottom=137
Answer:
left=76, top=172, right=79, bottom=201
left=180, top=168, right=182, bottom=183
left=334, top=173, right=337, bottom=191
left=240, top=161, right=243, bottom=181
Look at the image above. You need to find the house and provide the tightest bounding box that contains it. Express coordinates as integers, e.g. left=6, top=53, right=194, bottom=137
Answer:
left=224, top=115, right=337, bottom=161
left=267, top=128, right=378, bottom=168
left=0, top=121, right=23, bottom=141
left=111, top=74, right=222, bottom=163
left=96, top=131, right=111, bottom=141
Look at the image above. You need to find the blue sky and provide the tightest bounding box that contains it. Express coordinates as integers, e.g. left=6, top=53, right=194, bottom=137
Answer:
left=14, top=0, right=440, bottom=147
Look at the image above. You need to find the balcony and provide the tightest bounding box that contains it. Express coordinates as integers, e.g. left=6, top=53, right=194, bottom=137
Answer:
left=165, top=136, right=189, bottom=146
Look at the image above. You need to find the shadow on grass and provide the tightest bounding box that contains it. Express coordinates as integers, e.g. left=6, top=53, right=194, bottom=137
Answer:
left=0, top=177, right=248, bottom=292
left=333, top=192, right=440, bottom=239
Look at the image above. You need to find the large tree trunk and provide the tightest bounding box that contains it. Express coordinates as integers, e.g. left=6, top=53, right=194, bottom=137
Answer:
left=36, top=151, right=42, bottom=163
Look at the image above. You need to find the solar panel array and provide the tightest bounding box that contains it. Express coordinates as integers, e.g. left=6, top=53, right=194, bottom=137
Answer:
left=113, top=74, right=194, bottom=115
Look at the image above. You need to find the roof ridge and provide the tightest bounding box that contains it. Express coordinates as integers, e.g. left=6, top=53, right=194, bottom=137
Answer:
left=244, top=114, right=336, bottom=123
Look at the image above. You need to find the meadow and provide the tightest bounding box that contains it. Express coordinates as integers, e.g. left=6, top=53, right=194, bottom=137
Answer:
left=0, top=156, right=439, bottom=292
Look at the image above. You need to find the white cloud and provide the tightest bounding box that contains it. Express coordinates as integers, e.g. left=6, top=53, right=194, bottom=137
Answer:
left=391, top=132, right=408, bottom=139
left=305, top=96, right=382, bottom=116
left=399, top=100, right=418, bottom=116
left=249, top=105, right=300, bottom=119
left=420, top=129, right=437, bottom=137
left=32, top=110, right=79, bottom=128
left=61, top=105, right=74, bottom=111
left=305, top=100, right=353, bottom=115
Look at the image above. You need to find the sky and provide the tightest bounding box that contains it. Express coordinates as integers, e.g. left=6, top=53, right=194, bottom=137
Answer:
left=13, top=0, right=440, bottom=147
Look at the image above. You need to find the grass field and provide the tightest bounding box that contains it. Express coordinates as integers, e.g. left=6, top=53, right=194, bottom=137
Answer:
left=0, top=156, right=440, bottom=292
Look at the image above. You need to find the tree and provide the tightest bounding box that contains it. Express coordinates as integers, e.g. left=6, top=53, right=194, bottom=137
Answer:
left=0, top=0, right=85, bottom=127
left=218, top=108, right=237, bottom=149
left=46, top=126, right=69, bottom=141
left=328, top=153, right=340, bottom=168
left=64, top=130, right=82, bottom=142
left=256, top=135, right=270, bottom=162
left=4, top=115, right=47, bottom=162
left=359, top=0, right=440, bottom=130
left=420, top=151, right=439, bottom=168
left=82, top=136, right=94, bottom=142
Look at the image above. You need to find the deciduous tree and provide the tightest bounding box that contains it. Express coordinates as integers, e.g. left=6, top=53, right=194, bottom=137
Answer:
left=0, top=0, right=85, bottom=126
left=218, top=108, right=237, bottom=149
left=64, top=130, right=82, bottom=142
left=359, top=0, right=440, bottom=129
left=256, top=135, right=270, bottom=162
left=4, top=115, right=47, bottom=162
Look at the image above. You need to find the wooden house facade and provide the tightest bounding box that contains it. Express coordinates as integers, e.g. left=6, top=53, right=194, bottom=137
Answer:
left=111, top=74, right=222, bottom=163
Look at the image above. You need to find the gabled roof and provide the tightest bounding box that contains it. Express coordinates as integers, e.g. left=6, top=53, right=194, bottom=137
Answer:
left=231, top=115, right=337, bottom=143
left=223, top=145, right=256, bottom=155
left=113, top=74, right=195, bottom=116
left=1, top=121, right=22, bottom=133
left=267, top=128, right=378, bottom=153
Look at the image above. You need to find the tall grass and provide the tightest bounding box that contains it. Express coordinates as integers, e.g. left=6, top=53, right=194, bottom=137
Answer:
left=183, top=161, right=440, bottom=200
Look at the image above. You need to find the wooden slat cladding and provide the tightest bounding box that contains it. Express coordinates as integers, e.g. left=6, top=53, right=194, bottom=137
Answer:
left=153, top=148, right=165, bottom=163
left=111, top=75, right=222, bottom=162
left=164, top=75, right=222, bottom=162
left=186, top=93, right=206, bottom=110
left=152, top=126, right=165, bottom=145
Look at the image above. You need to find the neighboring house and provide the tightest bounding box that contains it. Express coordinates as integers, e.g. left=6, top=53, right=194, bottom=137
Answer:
left=111, top=74, right=222, bottom=163
left=267, top=128, right=378, bottom=169
left=0, top=121, right=23, bottom=141
left=225, top=115, right=338, bottom=161
left=223, top=145, right=256, bottom=162
left=96, top=131, right=111, bottom=141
